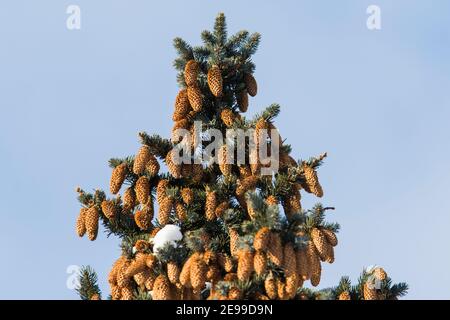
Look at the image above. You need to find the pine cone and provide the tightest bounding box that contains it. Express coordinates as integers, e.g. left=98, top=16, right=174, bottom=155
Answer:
left=307, top=242, right=321, bottom=287
left=321, top=228, right=338, bottom=247
left=363, top=283, right=378, bottom=300
left=134, top=239, right=150, bottom=253
left=116, top=260, right=131, bottom=287
left=145, top=154, right=160, bottom=177
left=166, top=149, right=182, bottom=179
left=283, top=243, right=297, bottom=276
left=144, top=273, right=156, bottom=291
left=111, top=285, right=121, bottom=300
left=296, top=248, right=310, bottom=281
left=374, top=267, right=387, bottom=281
left=229, top=228, right=240, bottom=258
left=267, top=232, right=283, bottom=267
left=123, top=187, right=136, bottom=211
left=133, top=145, right=151, bottom=175
left=156, top=179, right=169, bottom=205
left=184, top=60, right=199, bottom=86
left=205, top=190, right=217, bottom=221
left=253, top=227, right=270, bottom=251
left=253, top=250, right=267, bottom=276
left=135, top=176, right=150, bottom=205
left=145, top=254, right=157, bottom=269
left=338, top=291, right=351, bottom=300
left=220, top=108, right=235, bottom=127
left=218, top=145, right=232, bottom=177
left=125, top=253, right=147, bottom=277
left=302, top=165, right=323, bottom=197
left=237, top=250, right=254, bottom=281
left=244, top=73, right=258, bottom=97
left=237, top=89, right=249, bottom=112
left=110, top=163, right=127, bottom=194
left=173, top=89, right=191, bottom=121
left=121, top=286, right=134, bottom=300
left=158, top=196, right=173, bottom=225
left=215, top=201, right=229, bottom=218
left=265, top=195, right=278, bottom=206
left=76, top=207, right=87, bottom=237
left=153, top=275, right=172, bottom=300
left=264, top=275, right=277, bottom=300
left=175, top=201, right=187, bottom=221
left=187, top=85, right=203, bottom=112
left=171, top=119, right=190, bottom=143
left=85, top=206, right=99, bottom=241
left=181, top=187, right=194, bottom=205
left=179, top=257, right=193, bottom=288
left=167, top=261, right=181, bottom=284
left=285, top=274, right=299, bottom=299
left=207, top=65, right=223, bottom=97
left=101, top=200, right=116, bottom=220
left=249, top=147, right=260, bottom=175
left=237, top=175, right=259, bottom=196
left=218, top=254, right=234, bottom=273
left=134, top=210, right=152, bottom=230
left=190, top=257, right=207, bottom=291
left=311, top=228, right=333, bottom=262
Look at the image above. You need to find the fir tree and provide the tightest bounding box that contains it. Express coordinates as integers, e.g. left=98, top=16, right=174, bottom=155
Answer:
left=74, top=13, right=407, bottom=300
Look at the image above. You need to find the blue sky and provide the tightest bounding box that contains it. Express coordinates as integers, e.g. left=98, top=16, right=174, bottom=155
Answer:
left=0, top=0, right=449, bottom=299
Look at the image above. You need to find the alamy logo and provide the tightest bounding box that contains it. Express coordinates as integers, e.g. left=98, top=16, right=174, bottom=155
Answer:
left=66, top=265, right=80, bottom=290
left=66, top=5, right=81, bottom=30
left=366, top=5, right=381, bottom=30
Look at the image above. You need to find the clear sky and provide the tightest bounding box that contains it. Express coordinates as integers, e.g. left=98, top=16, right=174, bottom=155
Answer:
left=0, top=0, right=449, bottom=299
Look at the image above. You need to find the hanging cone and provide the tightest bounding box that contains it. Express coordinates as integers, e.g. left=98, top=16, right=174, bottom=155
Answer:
left=218, top=144, right=233, bottom=177
left=307, top=242, right=321, bottom=287
left=215, top=201, right=229, bottom=218
left=282, top=243, right=297, bottom=276
left=264, top=195, right=278, bottom=207
left=237, top=89, right=249, bottom=112
left=253, top=227, right=270, bottom=251
left=339, top=291, right=351, bottom=300
left=110, top=163, right=127, bottom=194
left=207, top=65, right=223, bottom=97
left=145, top=254, right=157, bottom=269
left=237, top=250, right=254, bottom=281
left=171, top=119, right=190, bottom=144
left=135, top=176, right=150, bottom=205
left=187, top=85, right=203, bottom=112
left=253, top=250, right=267, bottom=276
left=167, top=261, right=181, bottom=284
left=363, top=283, right=378, bottom=300
left=321, top=228, right=338, bottom=247
left=134, top=210, right=152, bottom=230
left=111, top=285, right=121, bottom=300
left=296, top=248, right=311, bottom=281
left=175, top=201, right=187, bottom=221
left=302, top=164, right=323, bottom=197
left=264, top=274, right=277, bottom=300
left=158, top=196, right=174, bottom=225
left=125, top=253, right=147, bottom=277
left=101, top=200, right=116, bottom=220
left=133, top=145, right=151, bottom=175
left=190, top=257, right=207, bottom=291
left=144, top=273, right=156, bottom=291
left=173, top=89, right=191, bottom=121
left=285, top=274, right=299, bottom=299
left=220, top=108, right=235, bottom=127
left=244, top=73, right=258, bottom=97
left=179, top=256, right=194, bottom=288
left=123, top=187, right=136, bottom=211
left=145, top=154, right=160, bottom=177
left=166, top=149, right=182, bottom=179
left=311, top=228, right=333, bottom=262
left=181, top=187, right=194, bottom=205
left=156, top=179, right=169, bottom=205
left=184, top=60, right=199, bottom=86
left=205, top=189, right=217, bottom=221
left=134, top=239, right=150, bottom=253
left=76, top=207, right=87, bottom=237
left=267, top=232, right=283, bottom=267
left=229, top=228, right=240, bottom=258
left=153, top=275, right=172, bottom=300
left=121, top=286, right=134, bottom=300
left=374, top=267, right=387, bottom=281
left=85, top=206, right=99, bottom=241
left=218, top=253, right=234, bottom=273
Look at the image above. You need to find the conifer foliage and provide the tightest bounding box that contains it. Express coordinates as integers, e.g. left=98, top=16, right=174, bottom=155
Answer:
left=74, top=13, right=407, bottom=300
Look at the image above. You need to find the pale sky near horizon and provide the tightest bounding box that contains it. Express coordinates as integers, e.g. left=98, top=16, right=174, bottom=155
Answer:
left=0, top=0, right=449, bottom=299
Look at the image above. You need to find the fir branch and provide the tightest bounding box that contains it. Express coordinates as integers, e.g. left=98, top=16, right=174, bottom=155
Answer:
left=76, top=266, right=101, bottom=300
left=138, top=132, right=173, bottom=159
left=213, top=13, right=227, bottom=46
